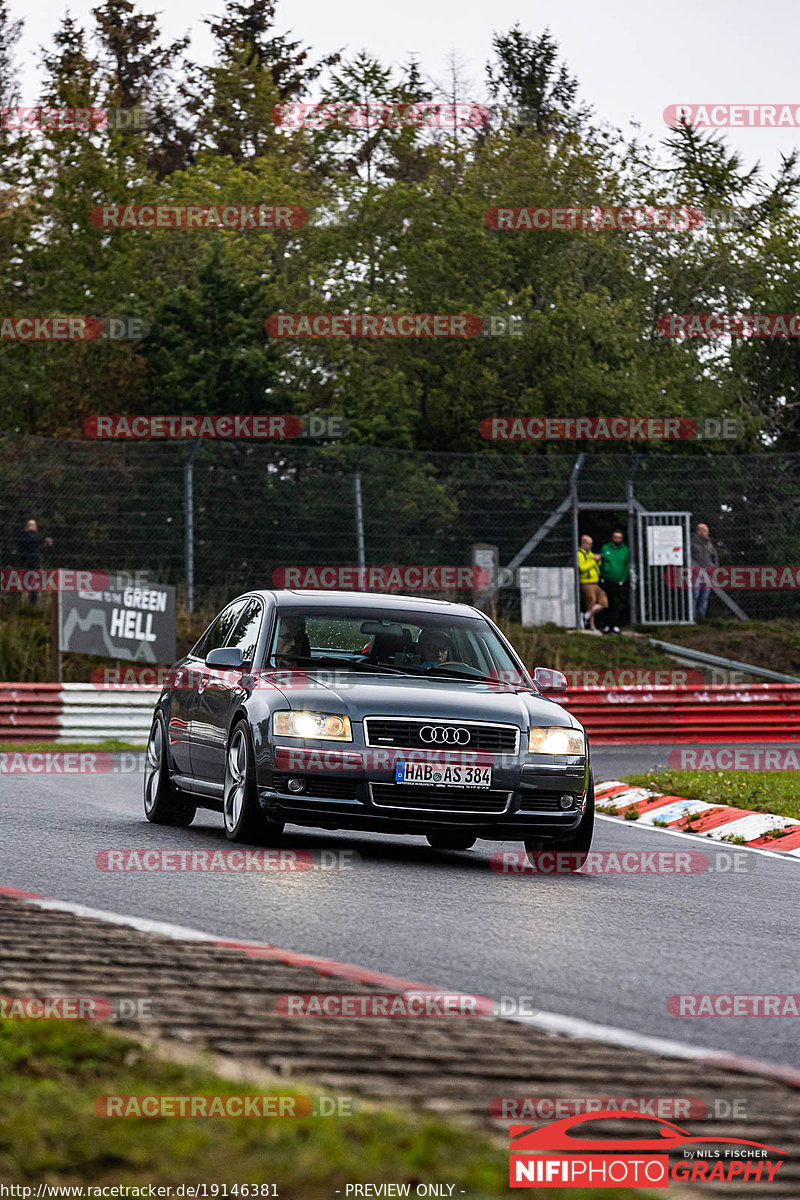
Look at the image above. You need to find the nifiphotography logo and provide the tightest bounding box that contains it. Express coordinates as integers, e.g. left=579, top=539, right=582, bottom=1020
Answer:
left=508, top=1111, right=784, bottom=1188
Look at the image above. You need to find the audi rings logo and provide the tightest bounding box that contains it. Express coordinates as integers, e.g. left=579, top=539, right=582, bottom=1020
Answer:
left=419, top=726, right=471, bottom=745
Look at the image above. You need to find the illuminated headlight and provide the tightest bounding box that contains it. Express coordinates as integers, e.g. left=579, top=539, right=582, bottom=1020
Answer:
left=273, top=711, right=352, bottom=741
left=528, top=727, right=585, bottom=755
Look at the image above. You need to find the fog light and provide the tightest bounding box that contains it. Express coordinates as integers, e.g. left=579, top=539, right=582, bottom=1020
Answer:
left=287, top=777, right=306, bottom=794
left=559, top=794, right=576, bottom=810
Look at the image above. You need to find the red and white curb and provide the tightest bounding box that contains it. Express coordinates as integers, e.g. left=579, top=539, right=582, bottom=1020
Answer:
left=4, top=881, right=800, bottom=1091
left=596, top=781, right=800, bottom=854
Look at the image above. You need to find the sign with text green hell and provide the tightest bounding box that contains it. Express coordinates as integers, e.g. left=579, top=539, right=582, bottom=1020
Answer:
left=58, top=573, right=176, bottom=664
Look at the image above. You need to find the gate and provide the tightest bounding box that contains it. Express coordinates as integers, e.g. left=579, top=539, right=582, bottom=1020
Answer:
left=636, top=511, right=693, bottom=625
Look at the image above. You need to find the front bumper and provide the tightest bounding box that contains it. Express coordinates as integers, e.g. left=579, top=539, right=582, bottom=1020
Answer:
left=257, top=741, right=589, bottom=840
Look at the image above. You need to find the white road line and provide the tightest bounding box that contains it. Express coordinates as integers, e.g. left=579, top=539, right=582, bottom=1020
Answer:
left=505, top=1006, right=800, bottom=1085
left=597, top=813, right=800, bottom=862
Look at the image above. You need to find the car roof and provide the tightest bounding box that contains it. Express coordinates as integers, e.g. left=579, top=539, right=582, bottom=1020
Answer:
left=248, top=589, right=485, bottom=619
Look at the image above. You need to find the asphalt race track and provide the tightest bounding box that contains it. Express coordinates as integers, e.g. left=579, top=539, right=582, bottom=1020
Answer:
left=3, top=742, right=799, bottom=1071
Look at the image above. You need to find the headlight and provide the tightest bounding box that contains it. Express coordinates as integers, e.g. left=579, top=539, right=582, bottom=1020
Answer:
left=273, top=711, right=353, bottom=741
left=528, top=726, right=585, bottom=755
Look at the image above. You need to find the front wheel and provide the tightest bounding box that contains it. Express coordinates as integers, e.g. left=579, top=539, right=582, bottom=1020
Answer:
left=524, top=774, right=595, bottom=871
left=426, top=833, right=476, bottom=851
left=143, top=715, right=196, bottom=826
left=223, top=722, right=285, bottom=844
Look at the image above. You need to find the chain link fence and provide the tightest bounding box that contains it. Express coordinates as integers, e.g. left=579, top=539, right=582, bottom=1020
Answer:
left=1, top=435, right=798, bottom=622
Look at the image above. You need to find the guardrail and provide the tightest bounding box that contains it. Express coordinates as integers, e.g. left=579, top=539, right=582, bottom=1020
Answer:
left=560, top=684, right=800, bottom=743
left=0, top=683, right=157, bottom=744
left=1, top=683, right=798, bottom=745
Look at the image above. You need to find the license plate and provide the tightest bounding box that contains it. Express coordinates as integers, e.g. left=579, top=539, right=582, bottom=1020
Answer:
left=395, top=761, right=492, bottom=788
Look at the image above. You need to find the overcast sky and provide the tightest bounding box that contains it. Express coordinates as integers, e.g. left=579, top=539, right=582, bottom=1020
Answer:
left=14, top=0, right=800, bottom=187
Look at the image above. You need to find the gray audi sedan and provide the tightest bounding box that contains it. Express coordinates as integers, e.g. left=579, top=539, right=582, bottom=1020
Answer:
left=144, top=590, right=593, bottom=863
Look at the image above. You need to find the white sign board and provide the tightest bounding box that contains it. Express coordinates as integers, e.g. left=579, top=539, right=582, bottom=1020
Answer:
left=647, top=525, right=684, bottom=567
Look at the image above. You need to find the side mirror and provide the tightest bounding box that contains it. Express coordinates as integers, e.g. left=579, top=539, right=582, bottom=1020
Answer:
left=205, top=646, right=245, bottom=670
left=533, top=666, right=568, bottom=694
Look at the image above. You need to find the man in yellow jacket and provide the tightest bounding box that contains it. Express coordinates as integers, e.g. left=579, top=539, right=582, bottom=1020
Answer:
left=578, top=535, right=607, bottom=634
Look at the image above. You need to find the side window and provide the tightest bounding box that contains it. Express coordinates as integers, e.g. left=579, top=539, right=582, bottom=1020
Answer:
left=192, top=600, right=246, bottom=660
left=226, top=598, right=263, bottom=665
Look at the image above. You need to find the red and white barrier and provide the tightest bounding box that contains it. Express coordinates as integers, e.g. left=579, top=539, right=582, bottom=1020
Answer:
left=0, top=682, right=797, bottom=745
left=0, top=683, right=157, bottom=743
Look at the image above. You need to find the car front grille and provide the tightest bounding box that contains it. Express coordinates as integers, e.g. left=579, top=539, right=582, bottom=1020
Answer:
left=369, top=783, right=511, bottom=814
left=364, top=718, right=519, bottom=754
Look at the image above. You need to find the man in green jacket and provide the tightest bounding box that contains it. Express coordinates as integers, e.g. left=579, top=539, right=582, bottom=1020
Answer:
left=600, top=529, right=630, bottom=634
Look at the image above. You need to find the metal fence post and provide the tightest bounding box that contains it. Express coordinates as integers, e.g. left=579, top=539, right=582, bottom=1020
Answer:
left=570, top=454, right=585, bottom=629
left=627, top=456, right=639, bottom=626
left=185, top=439, right=202, bottom=613
left=354, top=450, right=366, bottom=570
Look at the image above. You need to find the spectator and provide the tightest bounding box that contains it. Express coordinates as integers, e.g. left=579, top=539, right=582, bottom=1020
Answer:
left=16, top=518, right=53, bottom=605
left=600, top=528, right=630, bottom=634
left=690, top=522, right=718, bottom=620
left=578, top=534, right=606, bottom=635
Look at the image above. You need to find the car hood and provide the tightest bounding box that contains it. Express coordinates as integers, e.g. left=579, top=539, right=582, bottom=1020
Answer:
left=262, top=671, right=581, bottom=729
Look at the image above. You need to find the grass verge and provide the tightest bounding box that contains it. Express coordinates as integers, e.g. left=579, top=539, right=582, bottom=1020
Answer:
left=0, top=1020, right=648, bottom=1199
left=621, top=770, right=800, bottom=822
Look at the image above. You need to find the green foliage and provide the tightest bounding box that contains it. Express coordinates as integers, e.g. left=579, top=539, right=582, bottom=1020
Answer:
left=0, top=1020, right=641, bottom=1198
left=2, top=6, right=800, bottom=447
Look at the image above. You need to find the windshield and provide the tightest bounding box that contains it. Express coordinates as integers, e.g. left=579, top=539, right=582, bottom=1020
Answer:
left=266, top=605, right=526, bottom=681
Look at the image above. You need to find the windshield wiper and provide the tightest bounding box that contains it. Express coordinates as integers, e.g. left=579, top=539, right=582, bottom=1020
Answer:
left=422, top=666, right=484, bottom=680
left=351, top=660, right=415, bottom=676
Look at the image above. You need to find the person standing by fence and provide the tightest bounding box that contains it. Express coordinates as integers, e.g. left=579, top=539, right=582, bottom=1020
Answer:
left=578, top=535, right=606, bottom=634
left=16, top=518, right=53, bottom=605
left=600, top=528, right=630, bottom=634
left=690, top=522, right=718, bottom=620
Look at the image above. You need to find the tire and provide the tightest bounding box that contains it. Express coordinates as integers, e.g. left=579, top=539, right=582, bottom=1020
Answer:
left=223, top=721, right=285, bottom=844
left=143, top=714, right=196, bottom=827
left=524, top=773, right=595, bottom=871
left=426, top=833, right=476, bottom=851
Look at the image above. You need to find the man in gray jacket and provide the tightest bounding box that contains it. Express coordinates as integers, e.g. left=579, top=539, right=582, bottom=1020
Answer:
left=690, top=522, right=718, bottom=619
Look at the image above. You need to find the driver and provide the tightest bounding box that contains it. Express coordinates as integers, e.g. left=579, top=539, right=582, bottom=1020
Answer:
left=416, top=629, right=452, bottom=667
left=275, top=615, right=310, bottom=665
